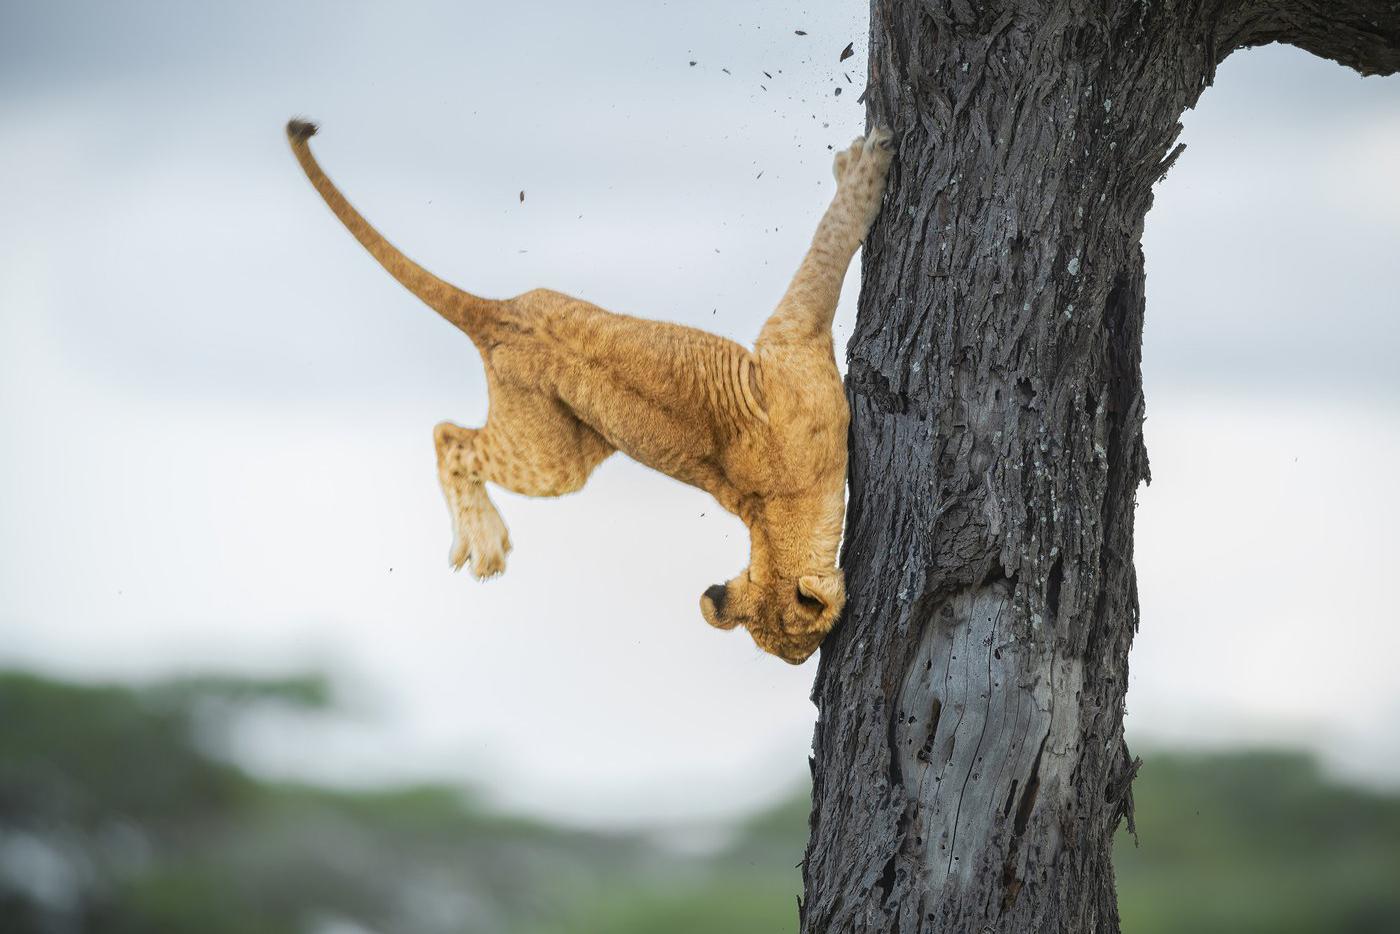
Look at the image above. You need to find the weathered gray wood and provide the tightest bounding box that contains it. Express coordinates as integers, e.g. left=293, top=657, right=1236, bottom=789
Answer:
left=801, top=2, right=1400, bottom=932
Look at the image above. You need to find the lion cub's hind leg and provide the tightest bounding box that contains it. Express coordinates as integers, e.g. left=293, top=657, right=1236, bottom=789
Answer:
left=434, top=423, right=513, bottom=579
left=433, top=389, right=613, bottom=580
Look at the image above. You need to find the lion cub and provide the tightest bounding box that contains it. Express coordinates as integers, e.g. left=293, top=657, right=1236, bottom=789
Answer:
left=287, top=119, right=893, bottom=663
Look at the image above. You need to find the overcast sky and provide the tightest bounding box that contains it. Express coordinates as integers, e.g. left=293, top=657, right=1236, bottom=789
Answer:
left=2, top=1, right=1397, bottom=830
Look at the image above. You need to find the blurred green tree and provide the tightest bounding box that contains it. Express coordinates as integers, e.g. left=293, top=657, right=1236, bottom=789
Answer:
left=3, top=670, right=1398, bottom=934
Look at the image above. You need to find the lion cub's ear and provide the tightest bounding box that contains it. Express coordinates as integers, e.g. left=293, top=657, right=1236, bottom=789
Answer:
left=797, top=573, right=845, bottom=615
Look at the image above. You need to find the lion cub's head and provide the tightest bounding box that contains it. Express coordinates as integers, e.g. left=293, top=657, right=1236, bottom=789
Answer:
left=699, top=568, right=845, bottom=664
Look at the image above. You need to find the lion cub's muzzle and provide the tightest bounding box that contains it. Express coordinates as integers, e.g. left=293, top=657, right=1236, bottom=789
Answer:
left=700, top=584, right=739, bottom=630
left=699, top=580, right=834, bottom=665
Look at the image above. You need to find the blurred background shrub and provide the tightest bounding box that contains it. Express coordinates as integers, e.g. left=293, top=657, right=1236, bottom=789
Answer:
left=3, top=670, right=1396, bottom=934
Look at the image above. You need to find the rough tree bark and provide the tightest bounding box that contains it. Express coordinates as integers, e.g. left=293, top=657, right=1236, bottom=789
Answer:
left=801, top=2, right=1399, bottom=932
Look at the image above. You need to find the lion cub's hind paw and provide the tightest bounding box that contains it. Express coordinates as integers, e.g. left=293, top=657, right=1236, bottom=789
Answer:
left=447, top=504, right=513, bottom=581
left=468, top=543, right=509, bottom=580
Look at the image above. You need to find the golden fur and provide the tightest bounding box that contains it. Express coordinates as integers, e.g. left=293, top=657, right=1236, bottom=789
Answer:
left=286, top=118, right=892, bottom=663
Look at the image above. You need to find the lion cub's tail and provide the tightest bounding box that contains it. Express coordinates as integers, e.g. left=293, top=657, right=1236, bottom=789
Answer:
left=286, top=119, right=501, bottom=339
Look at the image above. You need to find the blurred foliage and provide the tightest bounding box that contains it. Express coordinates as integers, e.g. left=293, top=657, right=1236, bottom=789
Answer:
left=2, top=670, right=1398, bottom=933
left=1114, top=750, right=1400, bottom=934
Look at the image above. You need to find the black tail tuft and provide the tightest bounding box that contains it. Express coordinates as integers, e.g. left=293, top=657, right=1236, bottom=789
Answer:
left=286, top=118, right=319, bottom=142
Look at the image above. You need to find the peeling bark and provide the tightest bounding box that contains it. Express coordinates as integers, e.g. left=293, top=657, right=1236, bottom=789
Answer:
left=801, top=3, right=1399, bottom=932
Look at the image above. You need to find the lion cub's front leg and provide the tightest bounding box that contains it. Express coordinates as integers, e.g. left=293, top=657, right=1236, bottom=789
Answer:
left=758, top=128, right=893, bottom=347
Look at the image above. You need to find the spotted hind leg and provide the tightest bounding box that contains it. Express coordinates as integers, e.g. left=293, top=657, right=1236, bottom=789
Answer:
left=433, top=390, right=612, bottom=580
left=434, top=423, right=513, bottom=579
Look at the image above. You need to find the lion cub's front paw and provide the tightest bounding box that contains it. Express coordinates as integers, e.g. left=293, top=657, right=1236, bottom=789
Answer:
left=833, top=128, right=895, bottom=231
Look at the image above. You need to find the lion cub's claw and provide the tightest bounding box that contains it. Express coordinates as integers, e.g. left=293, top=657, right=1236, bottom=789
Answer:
left=867, top=126, right=894, bottom=151
left=469, top=546, right=508, bottom=580
left=449, top=534, right=470, bottom=573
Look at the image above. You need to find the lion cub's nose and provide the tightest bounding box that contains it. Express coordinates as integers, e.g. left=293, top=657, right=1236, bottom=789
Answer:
left=703, top=583, right=728, bottom=616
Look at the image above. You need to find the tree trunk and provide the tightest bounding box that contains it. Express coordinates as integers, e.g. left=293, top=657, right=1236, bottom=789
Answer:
left=801, top=3, right=1400, bottom=932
